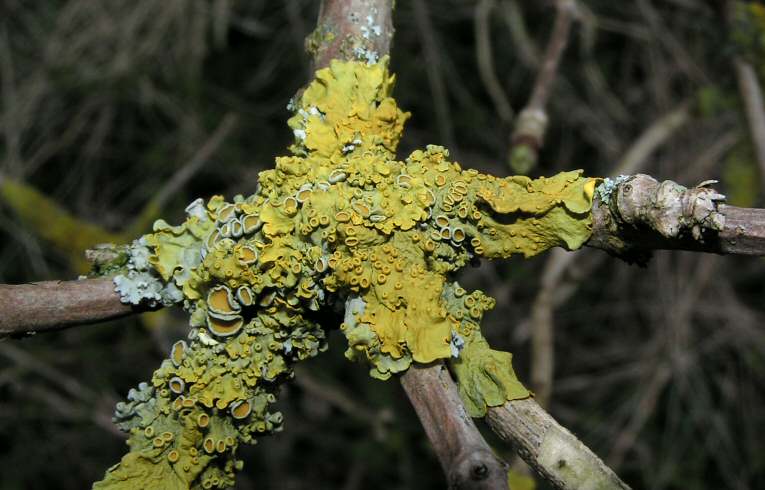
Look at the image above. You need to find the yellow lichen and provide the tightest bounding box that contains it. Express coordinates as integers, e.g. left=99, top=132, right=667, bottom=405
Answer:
left=97, top=57, right=599, bottom=489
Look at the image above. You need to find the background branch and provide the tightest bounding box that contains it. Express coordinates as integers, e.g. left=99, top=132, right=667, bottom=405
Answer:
left=475, top=0, right=514, bottom=124
left=733, top=59, right=765, bottom=190
left=509, top=0, right=576, bottom=173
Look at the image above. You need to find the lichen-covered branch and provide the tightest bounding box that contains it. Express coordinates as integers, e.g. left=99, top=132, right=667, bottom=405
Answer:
left=486, top=399, right=631, bottom=490
left=588, top=174, right=765, bottom=258
left=90, top=57, right=599, bottom=489
left=4, top=5, right=765, bottom=488
left=0, top=277, right=149, bottom=338
left=401, top=363, right=509, bottom=490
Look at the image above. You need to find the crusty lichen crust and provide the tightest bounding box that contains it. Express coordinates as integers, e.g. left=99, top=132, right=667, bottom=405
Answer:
left=95, top=57, right=598, bottom=489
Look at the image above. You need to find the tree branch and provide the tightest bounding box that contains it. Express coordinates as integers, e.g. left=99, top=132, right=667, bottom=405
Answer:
left=588, top=174, right=765, bottom=258
left=4, top=177, right=762, bottom=339
left=0, top=277, right=151, bottom=338
left=401, top=363, right=509, bottom=489
left=308, top=0, right=394, bottom=71
left=307, top=3, right=512, bottom=487
left=486, top=399, right=631, bottom=490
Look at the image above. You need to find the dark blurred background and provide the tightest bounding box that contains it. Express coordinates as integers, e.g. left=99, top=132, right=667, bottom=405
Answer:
left=1, top=1, right=764, bottom=489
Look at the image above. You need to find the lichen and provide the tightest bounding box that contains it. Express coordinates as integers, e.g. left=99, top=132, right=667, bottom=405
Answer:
left=95, top=57, right=599, bottom=489
left=112, top=238, right=185, bottom=308
left=595, top=175, right=630, bottom=205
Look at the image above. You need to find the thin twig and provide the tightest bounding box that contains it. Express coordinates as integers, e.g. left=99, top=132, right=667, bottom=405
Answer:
left=0, top=343, right=123, bottom=437
left=0, top=342, right=96, bottom=400
left=527, top=104, right=691, bottom=407
left=518, top=0, right=577, bottom=411
left=500, top=0, right=541, bottom=69
left=0, top=21, right=21, bottom=176
left=528, top=248, right=570, bottom=409
left=294, top=365, right=392, bottom=439
left=614, top=103, right=691, bottom=176
left=475, top=0, right=513, bottom=123
left=509, top=0, right=576, bottom=173
left=525, top=0, right=576, bottom=113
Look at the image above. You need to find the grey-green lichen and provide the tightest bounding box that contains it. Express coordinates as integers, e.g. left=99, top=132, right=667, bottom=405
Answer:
left=95, top=57, right=599, bottom=489
left=594, top=175, right=630, bottom=205
left=112, top=238, right=185, bottom=308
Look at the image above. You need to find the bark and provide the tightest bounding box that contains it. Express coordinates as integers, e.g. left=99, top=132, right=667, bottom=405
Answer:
left=588, top=174, right=765, bottom=258
left=0, top=277, right=150, bottom=338
left=401, top=363, right=509, bottom=490
left=486, top=399, right=631, bottom=490
left=308, top=0, right=394, bottom=71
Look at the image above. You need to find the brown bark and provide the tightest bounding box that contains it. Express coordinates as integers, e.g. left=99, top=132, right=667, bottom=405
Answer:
left=400, top=363, right=509, bottom=490
left=308, top=0, right=394, bottom=71
left=0, top=277, right=150, bottom=338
